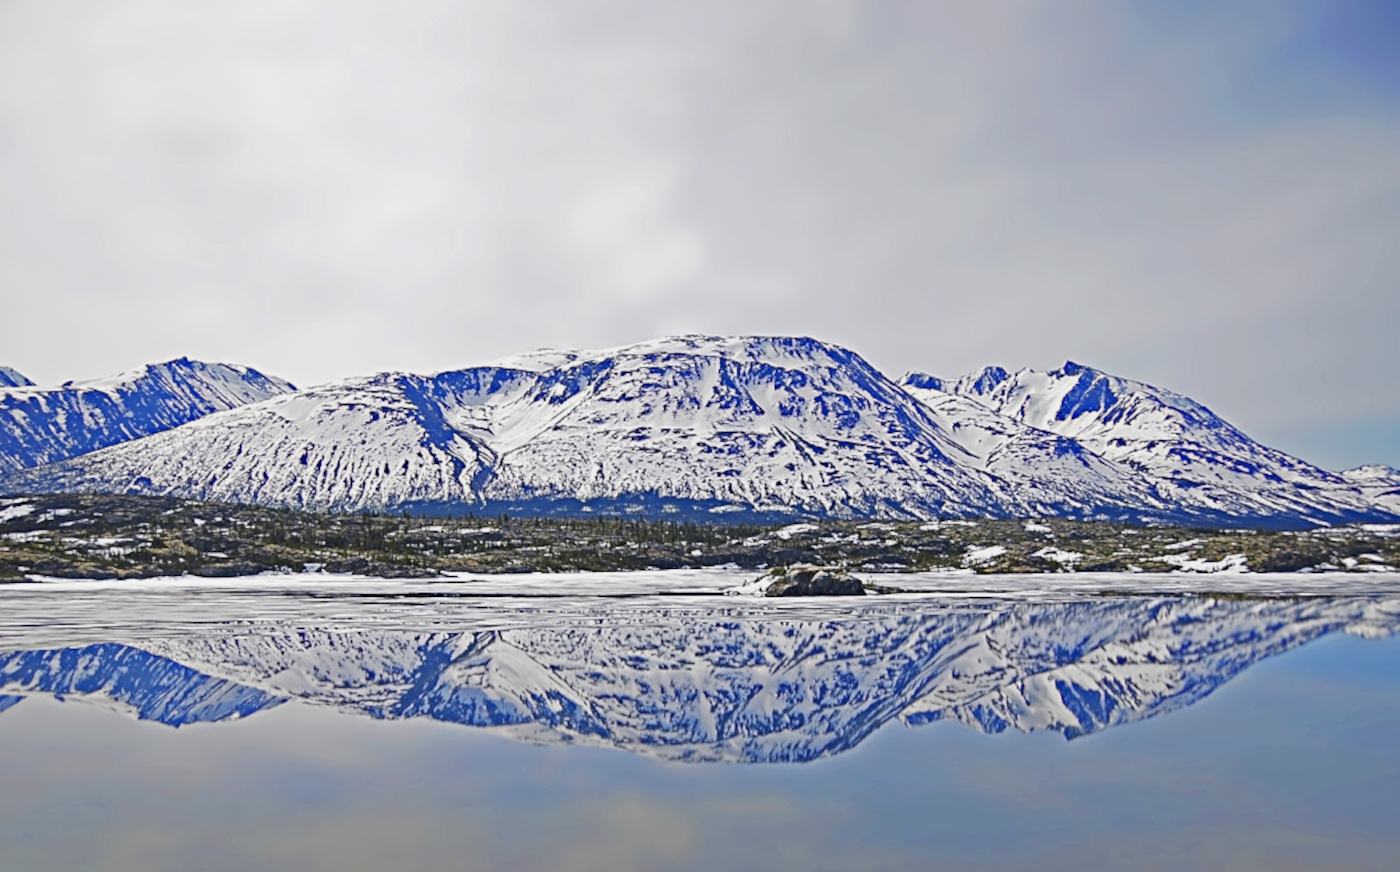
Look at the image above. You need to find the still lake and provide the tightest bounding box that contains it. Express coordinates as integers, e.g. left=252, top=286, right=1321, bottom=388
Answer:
left=2, top=571, right=1399, bottom=871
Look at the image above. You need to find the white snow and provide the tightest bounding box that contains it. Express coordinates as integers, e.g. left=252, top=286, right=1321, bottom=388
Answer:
left=1152, top=552, right=1250, bottom=574
left=774, top=523, right=819, bottom=540
left=1032, top=547, right=1082, bottom=565
left=0, top=503, right=35, bottom=523
left=963, top=545, right=1007, bottom=565
left=722, top=575, right=776, bottom=596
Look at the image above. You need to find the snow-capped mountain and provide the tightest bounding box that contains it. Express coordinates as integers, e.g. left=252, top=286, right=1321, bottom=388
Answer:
left=0, top=337, right=1394, bottom=525
left=0, top=358, right=295, bottom=472
left=899, top=373, right=1162, bottom=517
left=0, top=641, right=282, bottom=724
left=0, top=366, right=33, bottom=389
left=0, top=337, right=1016, bottom=518
left=904, top=361, right=1393, bottom=525
left=2, top=596, right=1395, bottom=761
left=1343, top=465, right=1400, bottom=517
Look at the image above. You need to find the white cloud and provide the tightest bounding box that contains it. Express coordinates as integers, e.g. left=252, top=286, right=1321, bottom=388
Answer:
left=0, top=0, right=1396, bottom=467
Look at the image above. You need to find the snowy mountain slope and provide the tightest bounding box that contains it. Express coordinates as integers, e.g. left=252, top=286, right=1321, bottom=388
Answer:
left=895, top=595, right=1400, bottom=735
left=1343, top=466, right=1400, bottom=516
left=473, top=336, right=1000, bottom=517
left=0, top=642, right=283, bottom=725
left=0, top=338, right=1394, bottom=524
left=0, top=366, right=33, bottom=389
left=900, top=373, right=1164, bottom=517
left=906, top=362, right=1392, bottom=525
left=0, top=358, right=295, bottom=473
left=2, top=337, right=1010, bottom=517
left=3, top=596, right=1395, bottom=761
left=17, top=374, right=499, bottom=512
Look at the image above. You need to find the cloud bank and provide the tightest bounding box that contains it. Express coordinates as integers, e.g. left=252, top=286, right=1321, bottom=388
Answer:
left=1, top=0, right=1396, bottom=468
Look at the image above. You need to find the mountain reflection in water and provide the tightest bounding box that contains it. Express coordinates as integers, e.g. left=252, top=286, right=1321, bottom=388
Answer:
left=3, top=594, right=1396, bottom=763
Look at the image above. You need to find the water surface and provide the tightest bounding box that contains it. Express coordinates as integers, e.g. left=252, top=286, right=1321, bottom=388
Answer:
left=2, top=572, right=1398, bottom=870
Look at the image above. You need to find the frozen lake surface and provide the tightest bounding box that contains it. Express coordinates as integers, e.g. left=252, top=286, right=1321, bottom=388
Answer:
left=3, top=571, right=1400, bottom=869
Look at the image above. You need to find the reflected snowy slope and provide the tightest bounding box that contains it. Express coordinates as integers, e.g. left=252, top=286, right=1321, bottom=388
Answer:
left=3, top=595, right=1396, bottom=763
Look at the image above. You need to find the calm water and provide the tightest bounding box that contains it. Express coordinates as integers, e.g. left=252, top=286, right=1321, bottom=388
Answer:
left=2, top=573, right=1399, bottom=871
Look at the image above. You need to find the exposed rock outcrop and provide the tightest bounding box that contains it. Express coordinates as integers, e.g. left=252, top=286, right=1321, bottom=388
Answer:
left=763, top=564, right=865, bottom=597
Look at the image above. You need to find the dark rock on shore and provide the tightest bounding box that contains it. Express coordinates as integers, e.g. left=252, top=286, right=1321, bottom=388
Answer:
left=324, top=556, right=440, bottom=578
left=196, top=561, right=266, bottom=578
left=764, top=564, right=865, bottom=597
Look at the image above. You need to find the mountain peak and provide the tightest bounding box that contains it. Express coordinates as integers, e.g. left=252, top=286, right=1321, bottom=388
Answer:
left=1055, top=366, right=1119, bottom=422
left=901, top=372, right=945, bottom=392
left=0, top=359, right=296, bottom=472
left=482, top=334, right=851, bottom=373
left=0, top=366, right=33, bottom=389
left=0, top=338, right=1395, bottom=526
left=60, top=358, right=295, bottom=394
left=967, top=366, right=1010, bottom=395
left=1344, top=465, right=1400, bottom=482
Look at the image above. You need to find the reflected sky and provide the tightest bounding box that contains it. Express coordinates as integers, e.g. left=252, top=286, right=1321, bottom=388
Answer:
left=2, top=586, right=1399, bottom=870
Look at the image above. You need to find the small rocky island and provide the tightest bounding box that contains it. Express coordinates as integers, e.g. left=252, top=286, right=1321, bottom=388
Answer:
left=761, top=564, right=866, bottom=597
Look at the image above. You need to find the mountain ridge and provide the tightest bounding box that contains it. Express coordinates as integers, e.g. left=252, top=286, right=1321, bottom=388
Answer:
left=0, top=366, right=33, bottom=389
left=0, top=357, right=295, bottom=472
left=2, top=595, right=1395, bottom=761
left=0, top=336, right=1394, bottom=527
left=905, top=359, right=1384, bottom=524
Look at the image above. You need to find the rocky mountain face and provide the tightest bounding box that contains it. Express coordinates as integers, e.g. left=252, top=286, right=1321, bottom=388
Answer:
left=0, top=366, right=33, bottom=389
left=0, top=358, right=295, bottom=472
left=0, top=338, right=1020, bottom=518
left=0, top=642, right=282, bottom=724
left=0, top=337, right=1394, bottom=526
left=1343, top=465, right=1400, bottom=517
left=2, top=596, right=1395, bottom=762
left=905, top=362, right=1385, bottom=524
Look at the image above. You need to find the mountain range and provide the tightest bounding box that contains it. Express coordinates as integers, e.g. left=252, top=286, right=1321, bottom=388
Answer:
left=1, top=336, right=1396, bottom=526
left=2, top=595, right=1395, bottom=762
left=0, top=358, right=293, bottom=472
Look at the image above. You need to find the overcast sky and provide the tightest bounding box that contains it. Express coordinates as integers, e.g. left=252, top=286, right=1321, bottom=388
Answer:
left=1, top=0, right=1396, bottom=469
